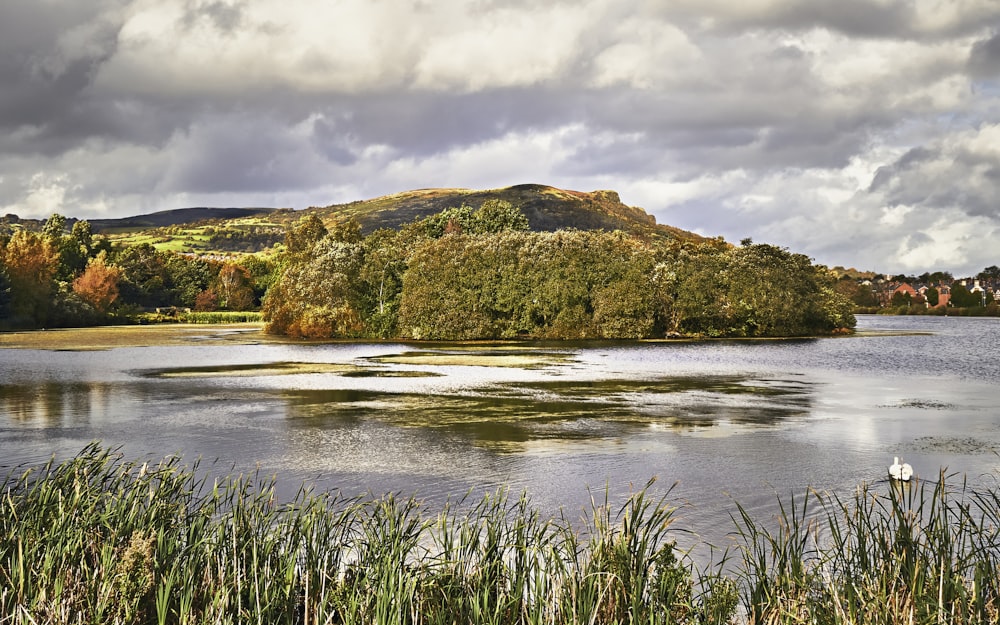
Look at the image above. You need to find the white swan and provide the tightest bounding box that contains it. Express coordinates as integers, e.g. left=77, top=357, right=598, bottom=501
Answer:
left=888, top=456, right=913, bottom=482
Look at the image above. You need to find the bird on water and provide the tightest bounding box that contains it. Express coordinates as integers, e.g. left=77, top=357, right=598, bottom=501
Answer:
left=888, top=456, right=913, bottom=482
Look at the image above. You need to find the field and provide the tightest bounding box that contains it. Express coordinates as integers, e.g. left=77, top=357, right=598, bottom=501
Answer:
left=103, top=217, right=286, bottom=255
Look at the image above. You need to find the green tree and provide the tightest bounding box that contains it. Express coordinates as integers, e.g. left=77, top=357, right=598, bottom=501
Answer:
left=890, top=290, right=912, bottom=308
left=474, top=199, right=530, bottom=233
left=949, top=283, right=978, bottom=308
left=71, top=220, right=93, bottom=255
left=668, top=242, right=853, bottom=337
left=979, top=265, right=1000, bottom=281
left=418, top=205, right=477, bottom=238
left=283, top=214, right=328, bottom=256
left=113, top=244, right=170, bottom=308
left=357, top=229, right=408, bottom=337
left=163, top=254, right=215, bottom=308
left=263, top=237, right=364, bottom=338
left=0, top=259, right=11, bottom=321
left=42, top=214, right=67, bottom=240
left=925, top=287, right=940, bottom=307
left=237, top=255, right=280, bottom=306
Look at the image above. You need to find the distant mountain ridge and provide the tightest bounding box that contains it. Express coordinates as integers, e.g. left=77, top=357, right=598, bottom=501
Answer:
left=86, top=207, right=282, bottom=232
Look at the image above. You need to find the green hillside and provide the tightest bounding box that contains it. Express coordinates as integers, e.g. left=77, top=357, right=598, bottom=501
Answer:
left=302, top=184, right=702, bottom=242
left=2, top=185, right=704, bottom=255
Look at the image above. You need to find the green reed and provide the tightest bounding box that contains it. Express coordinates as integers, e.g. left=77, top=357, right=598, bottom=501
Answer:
left=733, top=472, right=1000, bottom=624
left=3, top=445, right=998, bottom=624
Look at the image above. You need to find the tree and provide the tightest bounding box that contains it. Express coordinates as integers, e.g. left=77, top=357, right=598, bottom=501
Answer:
left=113, top=244, right=170, bottom=308
left=0, top=260, right=11, bottom=321
left=979, top=266, right=1000, bottom=281
left=163, top=254, right=215, bottom=307
left=358, top=229, right=408, bottom=337
left=949, top=283, right=979, bottom=308
left=890, top=290, right=912, bottom=308
left=215, top=262, right=254, bottom=310
left=925, top=287, right=940, bottom=307
left=284, top=214, right=328, bottom=256
left=71, top=252, right=123, bottom=313
left=237, top=255, right=280, bottom=306
left=474, top=199, right=530, bottom=233
left=0, top=230, right=58, bottom=326
left=194, top=289, right=219, bottom=312
left=262, top=237, right=365, bottom=338
left=71, top=220, right=93, bottom=253
left=42, top=214, right=67, bottom=241
left=669, top=242, right=854, bottom=337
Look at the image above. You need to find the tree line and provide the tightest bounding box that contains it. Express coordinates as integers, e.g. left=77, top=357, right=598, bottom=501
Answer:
left=1, top=203, right=855, bottom=337
left=261, top=201, right=855, bottom=339
left=0, top=215, right=277, bottom=329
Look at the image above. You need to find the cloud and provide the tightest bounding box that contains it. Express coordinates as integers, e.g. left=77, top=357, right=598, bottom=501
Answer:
left=968, top=31, right=1000, bottom=77
left=2, top=0, right=1000, bottom=276
left=868, top=124, right=1000, bottom=219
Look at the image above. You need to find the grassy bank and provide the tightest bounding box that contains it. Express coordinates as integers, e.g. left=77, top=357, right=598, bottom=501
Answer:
left=2, top=447, right=998, bottom=624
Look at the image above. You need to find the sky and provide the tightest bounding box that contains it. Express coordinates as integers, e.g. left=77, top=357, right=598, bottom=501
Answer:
left=2, top=0, right=1000, bottom=276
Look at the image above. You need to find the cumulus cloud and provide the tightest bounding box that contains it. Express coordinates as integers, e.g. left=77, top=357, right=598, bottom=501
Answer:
left=2, top=0, right=1000, bottom=275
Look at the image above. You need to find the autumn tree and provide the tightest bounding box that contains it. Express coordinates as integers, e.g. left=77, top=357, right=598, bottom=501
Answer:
left=215, top=262, right=255, bottom=310
left=194, top=289, right=220, bottom=311
left=0, top=230, right=58, bottom=326
left=71, top=252, right=123, bottom=313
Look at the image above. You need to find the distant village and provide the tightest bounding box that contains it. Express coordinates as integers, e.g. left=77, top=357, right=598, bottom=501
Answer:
left=853, top=270, right=1000, bottom=310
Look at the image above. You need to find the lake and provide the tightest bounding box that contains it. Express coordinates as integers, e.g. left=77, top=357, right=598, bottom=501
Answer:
left=2, top=315, right=1000, bottom=552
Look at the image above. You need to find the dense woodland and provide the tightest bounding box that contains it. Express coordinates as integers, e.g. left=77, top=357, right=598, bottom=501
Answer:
left=0, top=202, right=856, bottom=338
left=261, top=200, right=855, bottom=339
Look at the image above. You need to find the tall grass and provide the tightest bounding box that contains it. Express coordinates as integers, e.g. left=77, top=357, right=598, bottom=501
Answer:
left=3, top=446, right=999, bottom=624
left=733, top=473, right=1000, bottom=624
left=178, top=311, right=263, bottom=324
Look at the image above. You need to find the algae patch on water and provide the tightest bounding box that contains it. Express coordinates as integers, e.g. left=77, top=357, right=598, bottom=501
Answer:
left=0, top=324, right=264, bottom=351
left=147, top=362, right=362, bottom=378
left=368, top=348, right=576, bottom=369
left=146, top=361, right=445, bottom=379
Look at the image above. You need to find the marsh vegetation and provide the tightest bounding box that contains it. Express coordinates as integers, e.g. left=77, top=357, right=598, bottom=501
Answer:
left=3, top=447, right=1000, bottom=624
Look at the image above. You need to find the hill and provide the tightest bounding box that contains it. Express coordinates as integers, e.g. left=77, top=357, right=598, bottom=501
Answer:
left=2, top=185, right=704, bottom=254
left=301, top=184, right=702, bottom=242
left=86, top=207, right=283, bottom=233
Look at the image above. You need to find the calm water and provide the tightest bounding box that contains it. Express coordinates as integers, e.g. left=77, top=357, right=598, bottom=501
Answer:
left=2, top=315, right=1000, bottom=549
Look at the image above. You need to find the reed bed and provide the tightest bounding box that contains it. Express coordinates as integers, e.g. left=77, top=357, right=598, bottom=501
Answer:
left=733, top=473, right=1000, bottom=624
left=177, top=311, right=263, bottom=324
left=2, top=446, right=998, bottom=624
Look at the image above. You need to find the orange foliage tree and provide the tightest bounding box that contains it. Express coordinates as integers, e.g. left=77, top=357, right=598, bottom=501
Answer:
left=215, top=262, right=254, bottom=310
left=72, top=252, right=123, bottom=313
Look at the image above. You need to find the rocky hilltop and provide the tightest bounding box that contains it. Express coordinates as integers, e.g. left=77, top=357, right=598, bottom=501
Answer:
left=2, top=184, right=704, bottom=246
left=302, top=184, right=703, bottom=242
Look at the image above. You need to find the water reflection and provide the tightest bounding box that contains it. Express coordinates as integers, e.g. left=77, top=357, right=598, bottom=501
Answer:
left=0, top=382, right=114, bottom=425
